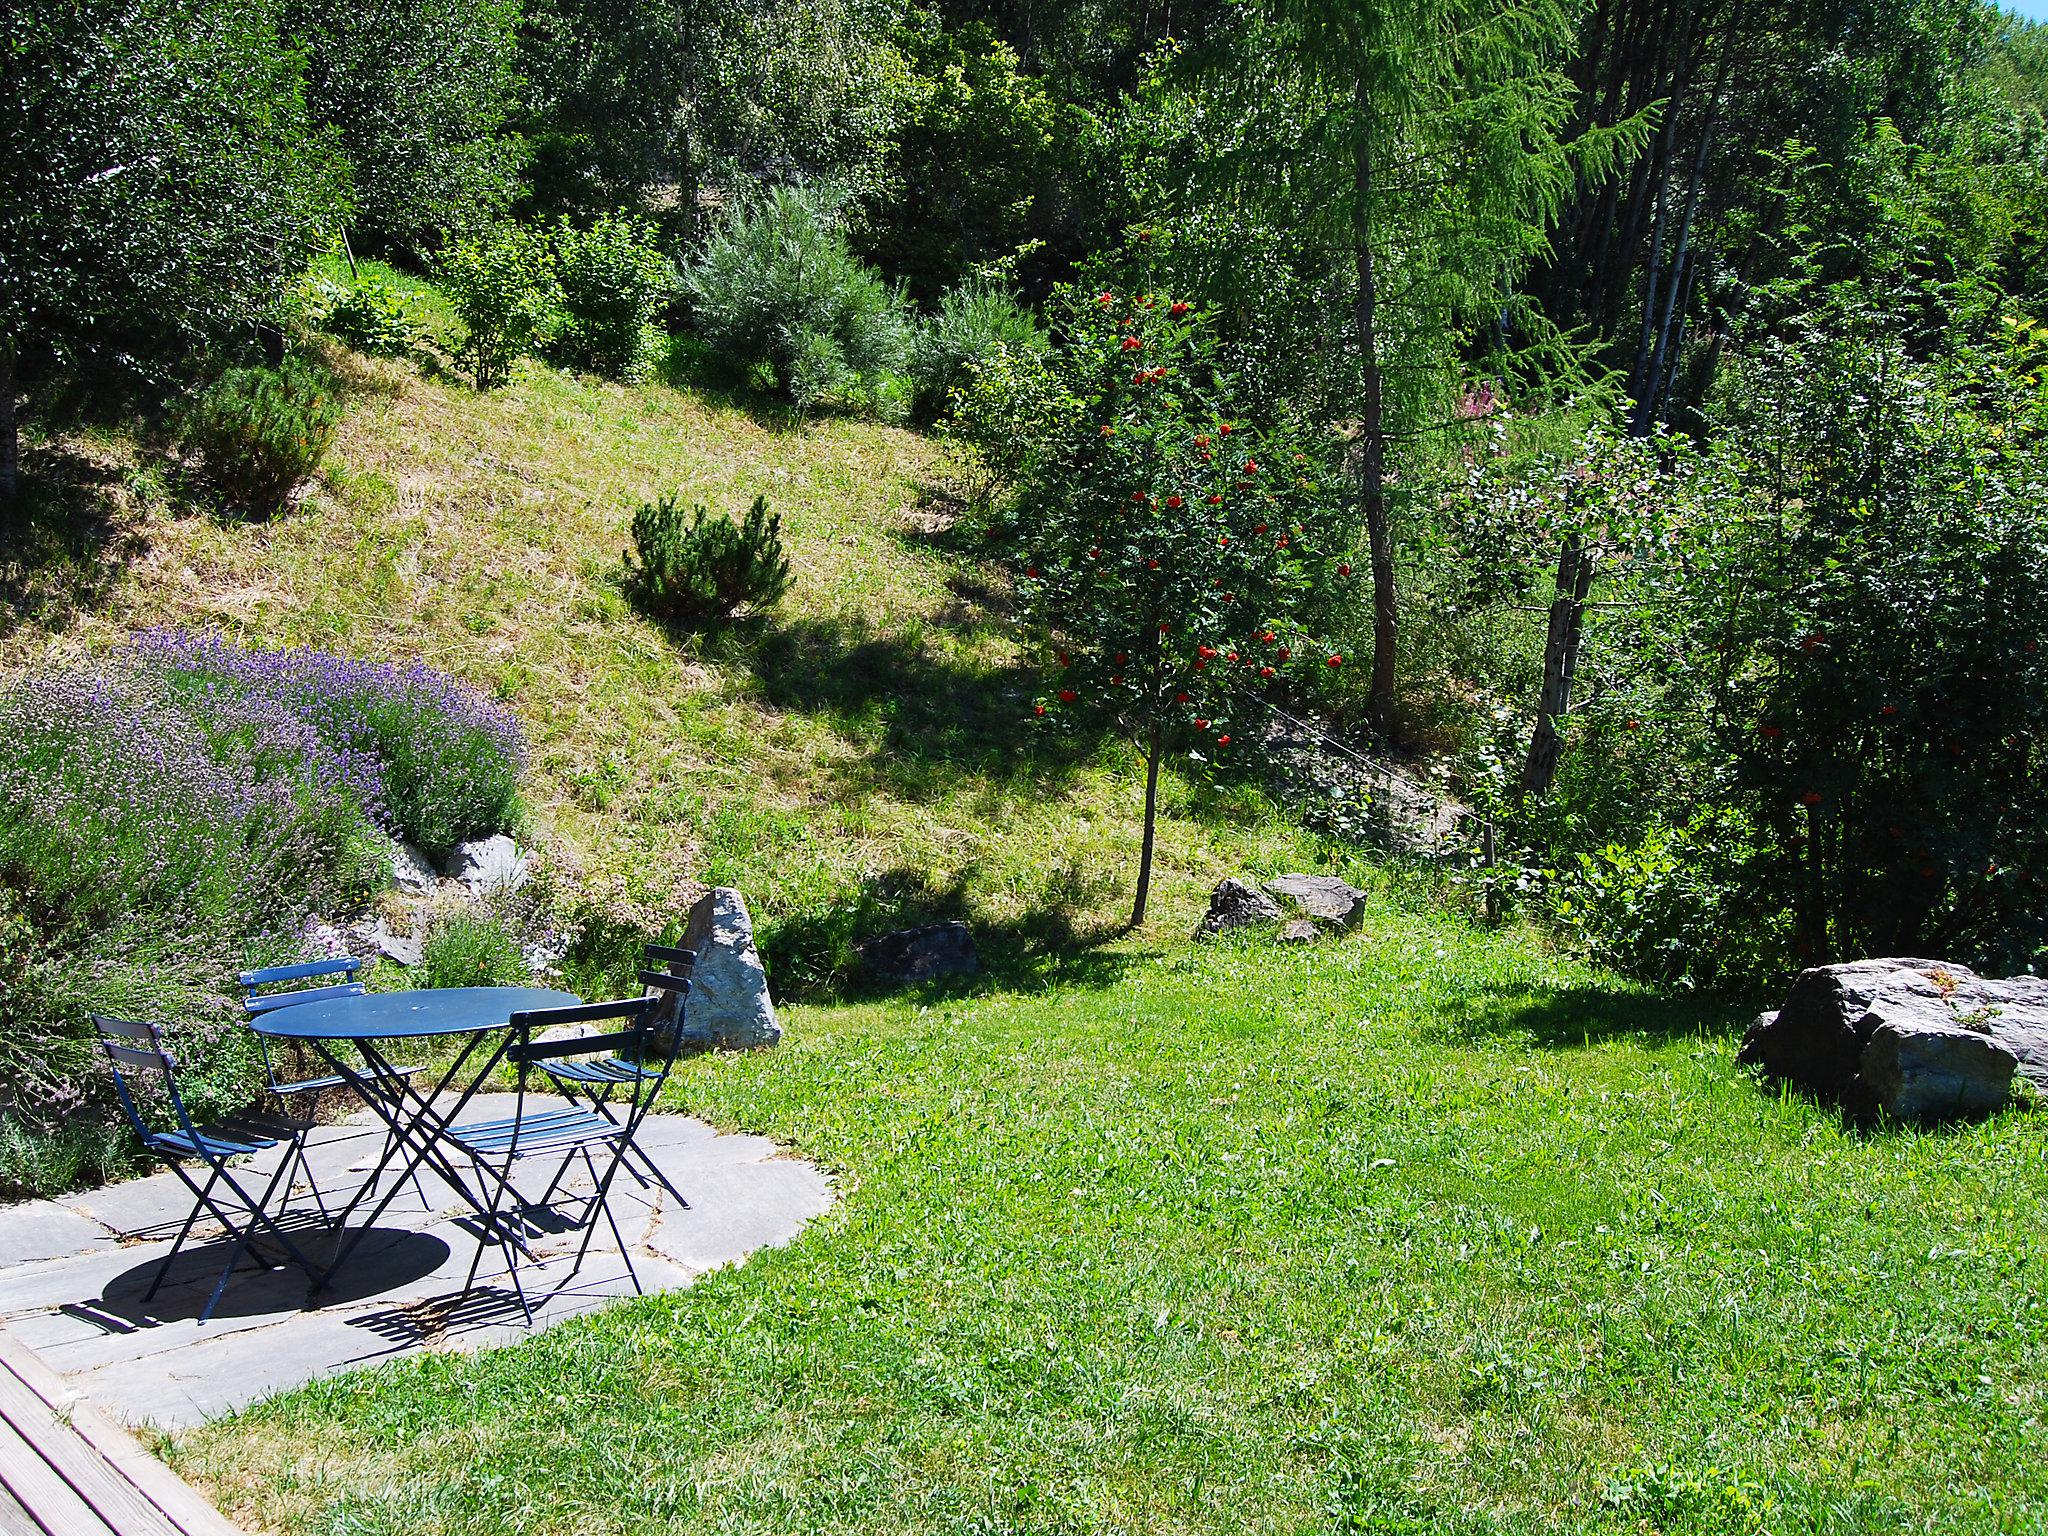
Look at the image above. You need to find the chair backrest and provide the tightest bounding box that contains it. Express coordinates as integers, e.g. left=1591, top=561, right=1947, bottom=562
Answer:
left=505, top=997, right=667, bottom=1153
left=91, top=1015, right=201, bottom=1146
left=642, top=943, right=696, bottom=1044
left=238, top=957, right=365, bottom=1016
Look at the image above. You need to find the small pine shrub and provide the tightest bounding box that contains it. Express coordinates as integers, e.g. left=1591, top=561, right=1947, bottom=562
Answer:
left=910, top=279, right=1045, bottom=420
left=180, top=359, right=346, bottom=517
left=317, top=269, right=420, bottom=356
left=628, top=493, right=793, bottom=626
left=438, top=222, right=560, bottom=389
left=684, top=184, right=910, bottom=412
left=551, top=211, right=673, bottom=380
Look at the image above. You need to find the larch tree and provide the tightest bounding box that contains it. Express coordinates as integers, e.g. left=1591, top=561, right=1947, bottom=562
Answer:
left=1182, top=0, right=1646, bottom=734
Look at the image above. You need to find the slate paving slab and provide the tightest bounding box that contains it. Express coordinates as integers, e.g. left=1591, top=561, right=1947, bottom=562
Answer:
left=0, top=1108, right=831, bottom=1429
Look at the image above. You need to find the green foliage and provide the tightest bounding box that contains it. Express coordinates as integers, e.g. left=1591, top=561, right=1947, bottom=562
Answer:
left=683, top=184, right=911, bottom=411
left=179, top=359, right=348, bottom=518
left=864, top=12, right=1061, bottom=297
left=549, top=211, right=674, bottom=380
left=963, top=280, right=1351, bottom=915
left=287, top=0, right=525, bottom=256
left=312, top=267, right=422, bottom=356
left=628, top=492, right=793, bottom=626
left=908, top=278, right=1044, bottom=421
left=419, top=904, right=528, bottom=988
left=439, top=223, right=561, bottom=389
left=0, top=0, right=342, bottom=493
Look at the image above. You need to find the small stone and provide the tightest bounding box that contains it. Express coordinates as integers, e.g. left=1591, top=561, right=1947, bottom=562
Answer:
left=855, top=922, right=978, bottom=986
left=372, top=918, right=422, bottom=967
left=1197, top=879, right=1284, bottom=937
left=391, top=840, right=439, bottom=893
left=675, top=887, right=780, bottom=1050
left=1276, top=919, right=1319, bottom=945
left=1264, top=873, right=1367, bottom=929
left=445, top=834, right=528, bottom=893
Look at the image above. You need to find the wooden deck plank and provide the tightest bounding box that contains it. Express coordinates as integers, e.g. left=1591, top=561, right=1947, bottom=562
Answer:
left=0, top=1372, right=172, bottom=1536
left=0, top=1324, right=243, bottom=1536
left=0, top=1406, right=122, bottom=1536
left=0, top=1478, right=46, bottom=1536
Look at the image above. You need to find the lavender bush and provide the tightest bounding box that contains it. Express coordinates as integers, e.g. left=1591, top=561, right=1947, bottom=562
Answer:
left=133, top=630, right=526, bottom=856
left=0, top=636, right=529, bottom=1195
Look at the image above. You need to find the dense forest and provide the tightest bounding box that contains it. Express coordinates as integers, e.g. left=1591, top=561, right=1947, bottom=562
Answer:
left=5, top=0, right=2046, bottom=989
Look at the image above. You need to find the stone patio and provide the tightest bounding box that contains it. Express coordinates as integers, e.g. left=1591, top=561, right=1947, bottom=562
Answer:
left=0, top=1100, right=832, bottom=1429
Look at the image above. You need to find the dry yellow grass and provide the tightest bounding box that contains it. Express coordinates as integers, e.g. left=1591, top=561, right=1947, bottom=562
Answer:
left=5, top=347, right=1331, bottom=974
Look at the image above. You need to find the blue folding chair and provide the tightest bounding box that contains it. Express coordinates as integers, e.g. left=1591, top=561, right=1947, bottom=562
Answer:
left=240, top=959, right=428, bottom=1212
left=532, top=943, right=694, bottom=1208
left=92, top=1015, right=325, bottom=1322
left=446, top=996, right=670, bottom=1322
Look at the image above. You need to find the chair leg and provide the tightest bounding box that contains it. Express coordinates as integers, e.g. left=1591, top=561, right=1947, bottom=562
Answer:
left=147, top=1163, right=224, bottom=1302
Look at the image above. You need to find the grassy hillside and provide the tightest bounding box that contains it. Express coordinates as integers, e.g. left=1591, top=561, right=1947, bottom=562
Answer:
left=174, top=923, right=2048, bottom=1535
left=5, top=337, right=1343, bottom=988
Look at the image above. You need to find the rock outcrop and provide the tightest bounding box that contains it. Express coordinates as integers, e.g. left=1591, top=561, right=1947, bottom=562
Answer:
left=1197, top=879, right=1285, bottom=937
left=1739, top=959, right=2048, bottom=1120
left=1264, top=873, right=1367, bottom=930
left=855, top=922, right=979, bottom=986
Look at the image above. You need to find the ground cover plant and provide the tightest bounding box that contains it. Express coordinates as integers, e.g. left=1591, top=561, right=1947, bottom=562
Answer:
left=175, top=913, right=2048, bottom=1534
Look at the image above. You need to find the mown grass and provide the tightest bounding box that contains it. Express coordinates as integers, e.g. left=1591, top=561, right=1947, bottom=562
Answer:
left=174, top=904, right=2047, bottom=1534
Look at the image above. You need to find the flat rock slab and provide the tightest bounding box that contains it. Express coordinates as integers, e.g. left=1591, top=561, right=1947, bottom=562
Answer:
left=0, top=1106, right=831, bottom=1429
left=1264, top=873, right=1367, bottom=929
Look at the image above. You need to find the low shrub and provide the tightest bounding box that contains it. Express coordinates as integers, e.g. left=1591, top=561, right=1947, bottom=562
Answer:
left=551, top=211, right=673, bottom=380
left=133, top=629, right=526, bottom=857
left=419, top=905, right=528, bottom=989
left=179, top=359, right=346, bottom=517
left=315, top=268, right=421, bottom=356
left=439, top=222, right=559, bottom=389
left=627, top=492, right=793, bottom=627
left=909, top=279, right=1045, bottom=420
left=683, top=184, right=910, bottom=412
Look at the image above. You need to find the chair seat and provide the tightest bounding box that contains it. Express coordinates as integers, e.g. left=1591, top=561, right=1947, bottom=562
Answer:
left=446, top=1106, right=625, bottom=1160
left=147, top=1125, right=279, bottom=1160
left=541, top=1055, right=656, bottom=1086
left=269, top=1062, right=421, bottom=1097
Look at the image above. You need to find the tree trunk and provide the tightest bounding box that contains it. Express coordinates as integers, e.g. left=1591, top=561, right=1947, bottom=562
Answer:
left=0, top=345, right=16, bottom=504
left=1131, top=721, right=1163, bottom=928
left=1350, top=86, right=1398, bottom=734
left=1520, top=532, right=1597, bottom=800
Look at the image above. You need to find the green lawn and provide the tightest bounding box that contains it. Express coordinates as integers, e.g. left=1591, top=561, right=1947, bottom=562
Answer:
left=176, top=901, right=2048, bottom=1535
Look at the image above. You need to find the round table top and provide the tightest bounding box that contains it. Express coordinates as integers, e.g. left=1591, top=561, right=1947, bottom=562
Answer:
left=249, top=986, right=582, bottom=1041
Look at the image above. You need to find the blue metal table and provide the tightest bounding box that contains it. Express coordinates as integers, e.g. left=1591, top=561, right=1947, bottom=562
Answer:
left=252, top=987, right=579, bottom=1285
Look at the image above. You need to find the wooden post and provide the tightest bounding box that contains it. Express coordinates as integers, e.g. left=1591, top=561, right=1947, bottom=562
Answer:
left=1482, top=818, right=1500, bottom=926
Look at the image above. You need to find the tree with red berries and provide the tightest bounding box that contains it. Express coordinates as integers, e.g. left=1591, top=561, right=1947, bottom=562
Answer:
left=962, top=284, right=1353, bottom=925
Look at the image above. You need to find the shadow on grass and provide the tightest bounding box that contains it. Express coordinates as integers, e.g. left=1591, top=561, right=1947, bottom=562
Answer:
left=763, top=863, right=1146, bottom=1005
left=1439, top=978, right=1758, bottom=1050
left=729, top=611, right=1112, bottom=803
left=0, top=442, right=152, bottom=638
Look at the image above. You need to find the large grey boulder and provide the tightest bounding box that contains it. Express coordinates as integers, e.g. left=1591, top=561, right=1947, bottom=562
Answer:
left=855, top=922, right=978, bottom=986
left=1739, top=958, right=2047, bottom=1120
left=1264, top=873, right=1367, bottom=930
left=390, top=839, right=439, bottom=894
left=445, top=834, right=529, bottom=893
left=1197, top=879, right=1284, bottom=938
left=673, top=887, right=780, bottom=1050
